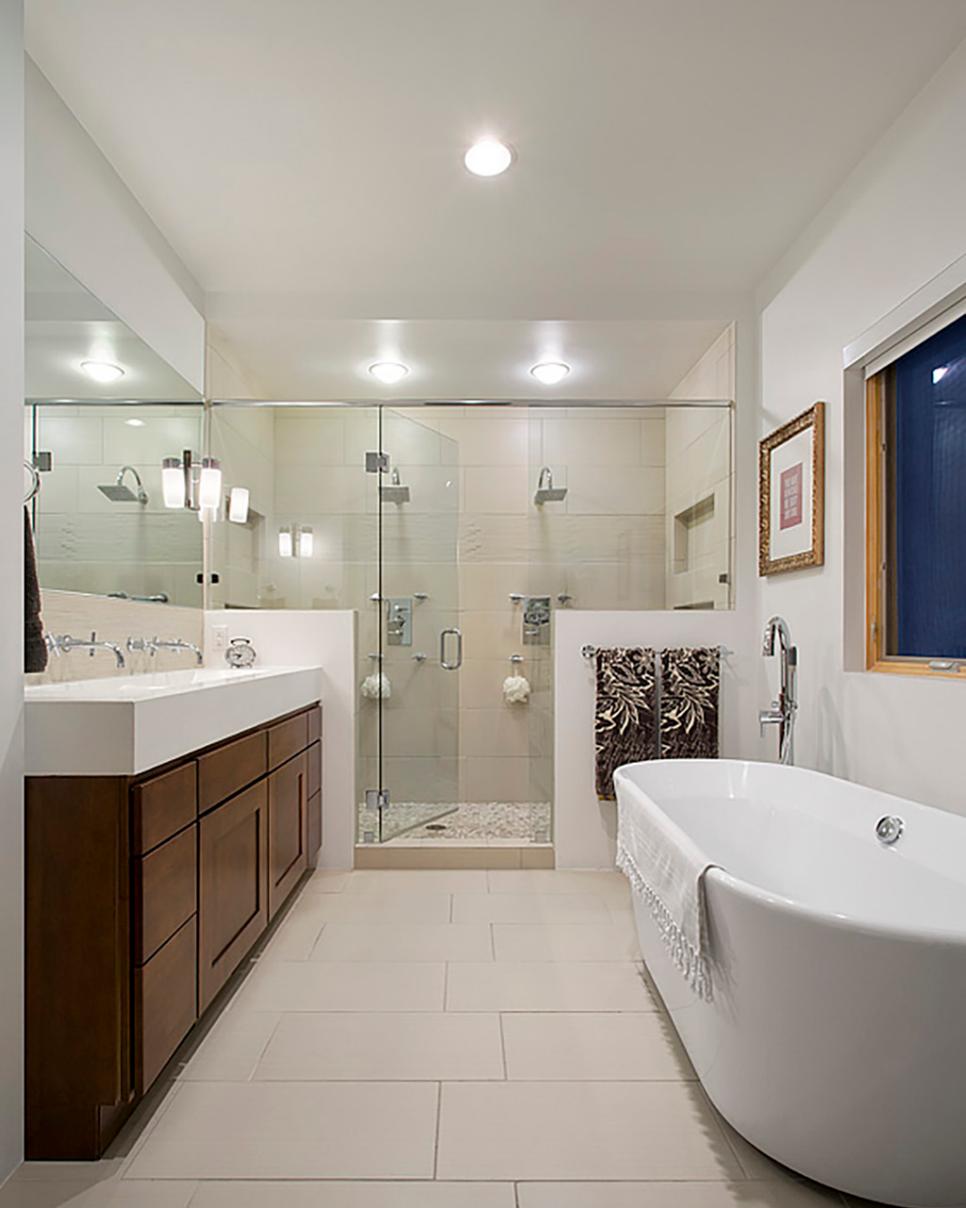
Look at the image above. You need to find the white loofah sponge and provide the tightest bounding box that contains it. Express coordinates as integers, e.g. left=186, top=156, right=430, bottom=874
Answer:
left=502, top=674, right=531, bottom=704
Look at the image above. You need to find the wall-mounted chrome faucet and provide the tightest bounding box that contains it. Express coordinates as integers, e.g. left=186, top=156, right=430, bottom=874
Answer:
left=128, top=636, right=204, bottom=665
left=759, top=615, right=797, bottom=765
left=46, top=632, right=126, bottom=669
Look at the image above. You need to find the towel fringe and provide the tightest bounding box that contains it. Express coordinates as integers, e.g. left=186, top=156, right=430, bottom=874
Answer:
left=617, top=841, right=714, bottom=1002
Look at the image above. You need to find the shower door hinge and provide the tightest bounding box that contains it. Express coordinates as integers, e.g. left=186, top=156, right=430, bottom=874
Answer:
left=365, top=451, right=389, bottom=473
left=365, top=788, right=390, bottom=810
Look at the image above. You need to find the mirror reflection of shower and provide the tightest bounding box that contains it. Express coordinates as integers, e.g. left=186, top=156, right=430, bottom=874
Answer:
left=534, top=465, right=567, bottom=504
left=379, top=465, right=411, bottom=504
left=98, top=465, right=149, bottom=505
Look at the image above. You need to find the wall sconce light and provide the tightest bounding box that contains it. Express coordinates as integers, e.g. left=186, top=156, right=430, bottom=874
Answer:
left=228, top=486, right=250, bottom=524
left=161, top=451, right=226, bottom=515
left=278, top=524, right=312, bottom=558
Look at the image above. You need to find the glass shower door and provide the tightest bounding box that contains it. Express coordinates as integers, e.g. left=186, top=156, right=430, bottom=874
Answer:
left=362, top=407, right=461, bottom=843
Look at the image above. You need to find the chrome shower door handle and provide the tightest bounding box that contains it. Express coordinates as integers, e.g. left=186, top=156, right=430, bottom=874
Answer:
left=440, top=627, right=463, bottom=670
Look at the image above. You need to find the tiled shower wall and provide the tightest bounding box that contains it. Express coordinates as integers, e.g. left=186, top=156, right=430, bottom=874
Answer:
left=26, top=404, right=204, bottom=607
left=665, top=324, right=735, bottom=610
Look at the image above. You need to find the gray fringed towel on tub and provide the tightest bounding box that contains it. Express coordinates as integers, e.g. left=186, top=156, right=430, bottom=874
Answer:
left=660, top=646, right=720, bottom=759
left=594, top=647, right=656, bottom=800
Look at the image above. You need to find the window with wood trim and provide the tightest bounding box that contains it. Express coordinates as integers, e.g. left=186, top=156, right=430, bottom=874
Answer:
left=867, top=312, right=966, bottom=676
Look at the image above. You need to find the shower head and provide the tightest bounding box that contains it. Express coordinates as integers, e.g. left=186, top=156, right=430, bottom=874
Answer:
left=98, top=465, right=148, bottom=505
left=379, top=466, right=411, bottom=504
left=534, top=466, right=567, bottom=505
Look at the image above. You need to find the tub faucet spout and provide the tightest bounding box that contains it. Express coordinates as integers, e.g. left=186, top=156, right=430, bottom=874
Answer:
left=759, top=615, right=797, bottom=765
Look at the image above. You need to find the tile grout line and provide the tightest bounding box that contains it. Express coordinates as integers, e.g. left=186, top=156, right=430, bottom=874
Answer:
left=498, top=1012, right=508, bottom=1080
left=432, top=1081, right=442, bottom=1180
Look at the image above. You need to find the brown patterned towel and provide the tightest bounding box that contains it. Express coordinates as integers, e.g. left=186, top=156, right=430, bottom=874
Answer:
left=660, top=647, right=720, bottom=759
left=594, top=647, right=657, bottom=800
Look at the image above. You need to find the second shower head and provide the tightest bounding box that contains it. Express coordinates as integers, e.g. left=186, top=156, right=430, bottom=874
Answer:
left=534, top=466, right=567, bottom=505
left=98, top=465, right=149, bottom=505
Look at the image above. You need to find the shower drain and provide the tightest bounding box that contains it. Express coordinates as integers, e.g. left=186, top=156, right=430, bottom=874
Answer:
left=424, top=823, right=448, bottom=832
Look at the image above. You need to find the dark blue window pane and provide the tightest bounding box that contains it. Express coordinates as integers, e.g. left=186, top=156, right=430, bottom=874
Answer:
left=893, top=312, right=966, bottom=657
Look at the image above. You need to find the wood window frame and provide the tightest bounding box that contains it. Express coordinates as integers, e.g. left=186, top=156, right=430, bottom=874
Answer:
left=865, top=370, right=966, bottom=679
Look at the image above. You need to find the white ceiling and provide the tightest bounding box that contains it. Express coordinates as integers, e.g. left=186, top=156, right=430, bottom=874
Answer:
left=25, top=0, right=966, bottom=398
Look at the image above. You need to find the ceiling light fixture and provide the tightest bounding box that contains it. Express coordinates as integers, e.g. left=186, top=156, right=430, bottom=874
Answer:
left=464, top=138, right=513, bottom=177
left=368, top=361, right=410, bottom=385
left=80, top=360, right=125, bottom=384
left=530, top=361, right=571, bottom=386
left=124, top=418, right=145, bottom=428
left=933, top=366, right=949, bottom=384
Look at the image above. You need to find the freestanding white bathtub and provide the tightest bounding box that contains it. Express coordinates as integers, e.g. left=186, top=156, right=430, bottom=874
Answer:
left=614, top=759, right=966, bottom=1208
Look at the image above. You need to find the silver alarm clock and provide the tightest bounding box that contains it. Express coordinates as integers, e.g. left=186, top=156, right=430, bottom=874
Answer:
left=225, top=636, right=257, bottom=668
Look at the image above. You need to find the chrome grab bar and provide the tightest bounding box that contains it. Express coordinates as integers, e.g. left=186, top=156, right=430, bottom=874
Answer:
left=440, top=627, right=463, bottom=670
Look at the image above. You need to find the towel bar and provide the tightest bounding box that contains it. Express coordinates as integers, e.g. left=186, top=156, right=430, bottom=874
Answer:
left=581, top=643, right=732, bottom=659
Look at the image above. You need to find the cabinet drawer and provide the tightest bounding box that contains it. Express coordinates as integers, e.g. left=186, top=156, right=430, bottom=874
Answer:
left=135, top=916, right=197, bottom=1093
left=268, top=711, right=310, bottom=771
left=307, top=705, right=322, bottom=745
left=307, top=740, right=322, bottom=800
left=135, top=826, right=197, bottom=964
left=132, top=762, right=197, bottom=854
left=308, top=790, right=322, bottom=862
left=198, top=730, right=267, bottom=812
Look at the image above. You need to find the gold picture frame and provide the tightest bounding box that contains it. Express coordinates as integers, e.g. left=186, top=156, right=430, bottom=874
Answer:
left=758, top=402, right=825, bottom=575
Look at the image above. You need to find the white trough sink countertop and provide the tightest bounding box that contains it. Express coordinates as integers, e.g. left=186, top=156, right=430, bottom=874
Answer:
left=25, top=665, right=324, bottom=777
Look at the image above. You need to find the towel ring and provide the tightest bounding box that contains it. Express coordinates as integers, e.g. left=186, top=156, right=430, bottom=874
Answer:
left=23, top=460, right=41, bottom=504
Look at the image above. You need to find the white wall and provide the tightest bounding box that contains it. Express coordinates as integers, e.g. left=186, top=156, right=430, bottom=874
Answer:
left=757, top=38, right=966, bottom=812
left=554, top=610, right=753, bottom=869
left=25, top=61, right=205, bottom=394
left=0, top=0, right=24, bottom=1183
left=204, top=610, right=357, bottom=869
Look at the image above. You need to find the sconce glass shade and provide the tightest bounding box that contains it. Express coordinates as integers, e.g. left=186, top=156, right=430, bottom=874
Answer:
left=228, top=486, right=250, bottom=524
left=162, top=458, right=184, bottom=508
left=298, top=526, right=314, bottom=557
left=199, top=458, right=222, bottom=511
left=278, top=526, right=294, bottom=558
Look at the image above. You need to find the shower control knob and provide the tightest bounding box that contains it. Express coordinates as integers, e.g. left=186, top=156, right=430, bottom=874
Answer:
left=875, top=815, right=904, bottom=845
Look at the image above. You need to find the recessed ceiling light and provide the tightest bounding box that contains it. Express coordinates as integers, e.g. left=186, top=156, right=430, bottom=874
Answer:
left=530, top=361, right=571, bottom=386
left=80, top=359, right=125, bottom=384
left=464, top=138, right=513, bottom=177
left=124, top=417, right=145, bottom=427
left=369, top=361, right=410, bottom=385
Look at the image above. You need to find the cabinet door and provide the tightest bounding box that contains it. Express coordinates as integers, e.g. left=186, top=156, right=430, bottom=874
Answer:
left=199, top=781, right=268, bottom=1012
left=268, top=752, right=308, bottom=920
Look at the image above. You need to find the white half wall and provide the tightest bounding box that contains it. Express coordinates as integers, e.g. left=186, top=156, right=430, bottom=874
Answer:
left=0, top=0, right=25, bottom=1183
left=554, top=611, right=755, bottom=869
left=757, top=37, right=966, bottom=813
left=204, top=610, right=357, bottom=870
left=25, top=60, right=205, bottom=393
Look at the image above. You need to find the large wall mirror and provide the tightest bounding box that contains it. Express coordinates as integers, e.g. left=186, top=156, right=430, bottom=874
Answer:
left=24, top=237, right=205, bottom=607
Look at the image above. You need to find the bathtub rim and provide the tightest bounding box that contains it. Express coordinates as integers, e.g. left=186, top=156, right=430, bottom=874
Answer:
left=614, top=758, right=966, bottom=946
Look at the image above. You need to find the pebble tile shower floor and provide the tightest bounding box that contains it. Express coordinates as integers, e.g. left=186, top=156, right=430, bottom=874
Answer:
left=357, top=802, right=552, bottom=844
left=4, top=869, right=888, bottom=1206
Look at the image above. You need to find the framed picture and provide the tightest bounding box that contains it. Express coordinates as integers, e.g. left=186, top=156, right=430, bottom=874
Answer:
left=758, top=401, right=825, bottom=575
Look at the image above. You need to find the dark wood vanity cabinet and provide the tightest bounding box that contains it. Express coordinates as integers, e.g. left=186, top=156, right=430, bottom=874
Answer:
left=25, top=702, right=322, bottom=1160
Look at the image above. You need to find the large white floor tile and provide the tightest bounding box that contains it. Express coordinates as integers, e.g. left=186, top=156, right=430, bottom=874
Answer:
left=0, top=1183, right=196, bottom=1207
left=125, top=1082, right=437, bottom=1179
left=453, top=893, right=610, bottom=924
left=231, top=961, right=445, bottom=1012
left=437, top=1081, right=741, bottom=1180
left=487, top=870, right=630, bottom=904
left=446, top=961, right=655, bottom=1011
left=300, top=870, right=350, bottom=893
left=257, top=912, right=326, bottom=961
left=517, top=1182, right=844, bottom=1207
left=343, top=870, right=488, bottom=893
left=503, top=1011, right=693, bottom=1080
left=190, top=1183, right=516, bottom=1208
left=493, top=921, right=637, bottom=961
left=290, top=891, right=452, bottom=924
left=311, top=922, right=492, bottom=962
left=179, top=1012, right=280, bottom=1081
left=253, top=1011, right=504, bottom=1080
